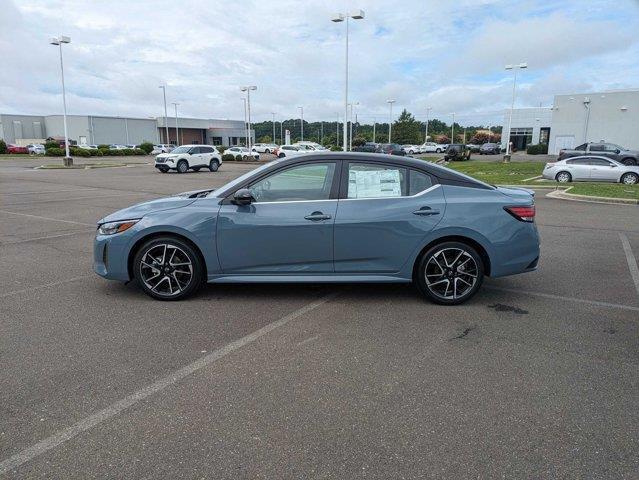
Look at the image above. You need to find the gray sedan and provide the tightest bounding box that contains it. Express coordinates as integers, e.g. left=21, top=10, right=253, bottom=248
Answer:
left=542, top=156, right=639, bottom=184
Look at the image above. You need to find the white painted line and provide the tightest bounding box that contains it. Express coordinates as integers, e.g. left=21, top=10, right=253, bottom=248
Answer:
left=5, top=192, right=152, bottom=206
left=0, top=292, right=338, bottom=475
left=0, top=210, right=94, bottom=226
left=0, top=230, right=94, bottom=245
left=0, top=275, right=93, bottom=299
left=620, top=233, right=639, bottom=299
left=485, top=286, right=639, bottom=312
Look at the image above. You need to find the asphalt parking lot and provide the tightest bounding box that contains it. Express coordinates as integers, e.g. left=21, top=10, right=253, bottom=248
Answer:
left=1, top=157, right=638, bottom=479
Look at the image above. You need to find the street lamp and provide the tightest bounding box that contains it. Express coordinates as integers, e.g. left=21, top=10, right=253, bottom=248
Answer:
left=241, top=97, right=248, bottom=146
left=372, top=117, right=376, bottom=143
left=172, top=103, right=180, bottom=146
left=348, top=102, right=359, bottom=150
left=504, top=62, right=527, bottom=160
left=331, top=9, right=365, bottom=152
left=298, top=106, right=304, bottom=141
left=424, top=107, right=432, bottom=143
left=158, top=85, right=169, bottom=144
left=450, top=113, right=455, bottom=142
left=240, top=86, right=257, bottom=150
left=50, top=35, right=71, bottom=164
left=271, top=112, right=276, bottom=143
left=387, top=99, right=395, bottom=142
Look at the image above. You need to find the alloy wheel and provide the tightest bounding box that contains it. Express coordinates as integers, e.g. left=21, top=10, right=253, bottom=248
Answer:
left=139, top=243, right=193, bottom=297
left=424, top=248, right=478, bottom=301
left=622, top=173, right=638, bottom=185
left=556, top=172, right=571, bottom=183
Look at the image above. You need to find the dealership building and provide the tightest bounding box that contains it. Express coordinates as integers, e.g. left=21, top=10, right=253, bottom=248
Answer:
left=0, top=114, right=253, bottom=147
left=502, top=89, right=639, bottom=154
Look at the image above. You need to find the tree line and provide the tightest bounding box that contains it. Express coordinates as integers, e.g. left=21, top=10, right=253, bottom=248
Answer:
left=251, top=109, right=502, bottom=146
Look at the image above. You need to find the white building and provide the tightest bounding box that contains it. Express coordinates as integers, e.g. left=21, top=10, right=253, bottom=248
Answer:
left=500, top=107, right=552, bottom=152
left=548, top=89, right=639, bottom=154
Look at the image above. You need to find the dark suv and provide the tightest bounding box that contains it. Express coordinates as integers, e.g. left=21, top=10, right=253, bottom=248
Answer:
left=376, top=143, right=405, bottom=156
left=479, top=143, right=501, bottom=155
left=353, top=142, right=379, bottom=153
left=444, top=144, right=471, bottom=161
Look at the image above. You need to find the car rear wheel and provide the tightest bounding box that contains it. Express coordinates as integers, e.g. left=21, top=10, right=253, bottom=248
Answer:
left=621, top=172, right=638, bottom=185
left=556, top=171, right=572, bottom=183
left=416, top=241, right=484, bottom=305
left=209, top=159, right=219, bottom=172
left=176, top=160, right=188, bottom=174
left=134, top=236, right=203, bottom=301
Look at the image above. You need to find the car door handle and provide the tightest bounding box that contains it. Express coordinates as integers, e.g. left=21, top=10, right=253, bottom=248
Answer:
left=304, top=212, right=332, bottom=221
left=413, top=207, right=440, bottom=216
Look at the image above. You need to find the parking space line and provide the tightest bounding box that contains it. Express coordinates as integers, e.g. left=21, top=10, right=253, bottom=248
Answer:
left=619, top=233, right=639, bottom=298
left=0, top=292, right=338, bottom=475
left=0, top=230, right=95, bottom=245
left=0, top=275, right=93, bottom=299
left=5, top=192, right=153, bottom=206
left=485, top=286, right=639, bottom=312
left=2, top=188, right=99, bottom=196
left=0, top=210, right=94, bottom=226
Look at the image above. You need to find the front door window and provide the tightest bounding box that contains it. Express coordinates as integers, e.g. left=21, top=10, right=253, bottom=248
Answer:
left=248, top=163, right=336, bottom=202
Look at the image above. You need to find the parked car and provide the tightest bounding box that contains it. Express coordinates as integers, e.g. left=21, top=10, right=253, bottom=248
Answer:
left=420, top=142, right=445, bottom=154
left=444, top=144, right=471, bottom=161
left=479, top=143, right=501, bottom=155
left=558, top=142, right=638, bottom=165
left=27, top=144, right=45, bottom=154
left=152, top=144, right=175, bottom=154
left=542, top=156, right=639, bottom=184
left=402, top=145, right=421, bottom=155
left=155, top=145, right=222, bottom=173
left=109, top=144, right=127, bottom=150
left=80, top=145, right=98, bottom=150
left=7, top=144, right=29, bottom=154
left=467, top=144, right=481, bottom=153
left=293, top=144, right=329, bottom=152
left=353, top=142, right=379, bottom=153
left=275, top=145, right=309, bottom=158
left=253, top=143, right=278, bottom=154
left=94, top=152, right=539, bottom=304
left=377, top=143, right=405, bottom=156
left=225, top=146, right=260, bottom=161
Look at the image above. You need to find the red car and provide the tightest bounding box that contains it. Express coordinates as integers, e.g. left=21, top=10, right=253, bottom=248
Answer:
left=7, top=144, right=29, bottom=154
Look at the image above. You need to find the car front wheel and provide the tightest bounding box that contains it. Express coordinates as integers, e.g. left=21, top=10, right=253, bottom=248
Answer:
left=134, top=236, right=204, bottom=301
left=209, top=159, right=219, bottom=172
left=556, top=171, right=572, bottom=183
left=621, top=158, right=636, bottom=166
left=416, top=241, right=484, bottom=305
left=176, top=160, right=188, bottom=173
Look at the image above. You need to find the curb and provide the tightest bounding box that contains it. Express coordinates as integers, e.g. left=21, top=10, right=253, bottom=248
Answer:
left=546, top=187, right=638, bottom=205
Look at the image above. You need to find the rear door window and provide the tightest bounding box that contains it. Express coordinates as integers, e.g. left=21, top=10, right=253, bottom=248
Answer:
left=346, top=163, right=407, bottom=199
left=409, top=170, right=434, bottom=195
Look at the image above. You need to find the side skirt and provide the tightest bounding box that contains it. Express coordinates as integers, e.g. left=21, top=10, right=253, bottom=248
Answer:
left=207, top=274, right=412, bottom=284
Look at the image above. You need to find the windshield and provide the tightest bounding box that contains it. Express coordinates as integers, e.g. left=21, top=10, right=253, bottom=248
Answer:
left=171, top=146, right=192, bottom=154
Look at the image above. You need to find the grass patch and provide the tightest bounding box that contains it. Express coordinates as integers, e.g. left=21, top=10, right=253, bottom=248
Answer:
left=442, top=161, right=545, bottom=185
left=568, top=184, right=639, bottom=200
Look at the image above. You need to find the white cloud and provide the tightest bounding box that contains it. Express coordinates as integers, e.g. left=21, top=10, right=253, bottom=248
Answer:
left=1, top=0, right=638, bottom=126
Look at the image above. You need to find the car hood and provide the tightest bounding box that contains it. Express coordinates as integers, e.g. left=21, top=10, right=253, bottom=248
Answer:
left=97, top=192, right=203, bottom=224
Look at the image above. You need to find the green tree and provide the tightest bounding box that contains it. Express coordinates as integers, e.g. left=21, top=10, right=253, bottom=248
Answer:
left=258, top=135, right=272, bottom=143
left=0, top=139, right=6, bottom=154
left=391, top=109, right=421, bottom=144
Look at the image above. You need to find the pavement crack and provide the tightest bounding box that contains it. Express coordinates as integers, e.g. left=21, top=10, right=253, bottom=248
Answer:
left=488, top=303, right=529, bottom=314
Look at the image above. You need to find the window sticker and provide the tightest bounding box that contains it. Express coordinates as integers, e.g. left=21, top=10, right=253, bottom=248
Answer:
left=348, top=169, right=401, bottom=198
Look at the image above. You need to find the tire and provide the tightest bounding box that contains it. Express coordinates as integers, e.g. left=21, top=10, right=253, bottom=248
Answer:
left=133, top=236, right=204, bottom=301
left=621, top=172, right=638, bottom=185
left=265, top=149, right=270, bottom=154
left=436, top=148, right=441, bottom=153
left=415, top=241, right=484, bottom=305
left=192, top=167, right=201, bottom=172
left=555, top=171, right=572, bottom=183
left=621, top=158, right=636, bottom=166
left=209, top=159, right=219, bottom=172
left=176, top=160, right=188, bottom=174
left=278, top=153, right=285, bottom=158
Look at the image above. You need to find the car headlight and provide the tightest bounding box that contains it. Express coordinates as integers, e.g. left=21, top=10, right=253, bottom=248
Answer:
left=98, top=219, right=140, bottom=235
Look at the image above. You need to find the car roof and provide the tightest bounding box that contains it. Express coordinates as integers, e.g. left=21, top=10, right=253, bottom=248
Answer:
left=562, top=155, right=618, bottom=162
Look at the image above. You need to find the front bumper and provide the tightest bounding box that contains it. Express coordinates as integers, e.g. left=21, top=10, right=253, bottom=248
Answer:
left=93, top=232, right=134, bottom=281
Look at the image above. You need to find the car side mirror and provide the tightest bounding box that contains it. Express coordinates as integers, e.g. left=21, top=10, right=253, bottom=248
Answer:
left=611, top=164, right=618, bottom=168
left=615, top=149, right=620, bottom=154
left=233, top=188, right=254, bottom=205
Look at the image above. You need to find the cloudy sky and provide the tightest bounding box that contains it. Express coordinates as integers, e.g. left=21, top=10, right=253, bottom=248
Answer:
left=1, top=0, right=637, bottom=126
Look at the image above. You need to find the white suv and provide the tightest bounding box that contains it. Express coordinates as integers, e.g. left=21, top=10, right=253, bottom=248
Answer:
left=420, top=142, right=445, bottom=153
left=225, top=146, right=260, bottom=160
left=155, top=145, right=222, bottom=173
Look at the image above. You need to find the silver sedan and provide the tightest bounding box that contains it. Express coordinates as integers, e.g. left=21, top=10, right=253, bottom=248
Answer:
left=542, top=156, right=639, bottom=184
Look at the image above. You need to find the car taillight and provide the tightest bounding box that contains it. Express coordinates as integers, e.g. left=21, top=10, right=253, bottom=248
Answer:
left=504, top=205, right=535, bottom=222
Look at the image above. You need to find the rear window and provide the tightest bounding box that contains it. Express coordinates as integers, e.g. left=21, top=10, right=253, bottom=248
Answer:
left=409, top=170, right=433, bottom=195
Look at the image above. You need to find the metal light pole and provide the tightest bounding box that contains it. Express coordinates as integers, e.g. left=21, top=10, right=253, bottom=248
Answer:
left=424, top=107, right=432, bottom=143
left=450, top=113, right=455, bottom=142
left=348, top=102, right=358, bottom=150
left=336, top=113, right=340, bottom=147
left=331, top=10, right=365, bottom=152
left=172, top=103, right=180, bottom=146
left=241, top=86, right=257, bottom=150
left=241, top=98, right=248, bottom=146
left=504, top=62, right=527, bottom=160
left=372, top=117, right=376, bottom=143
left=387, top=99, right=395, bottom=142
left=271, top=112, right=276, bottom=143
left=320, top=121, right=323, bottom=144
left=50, top=35, right=71, bottom=164
left=158, top=85, right=169, bottom=144
left=298, top=106, right=304, bottom=141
